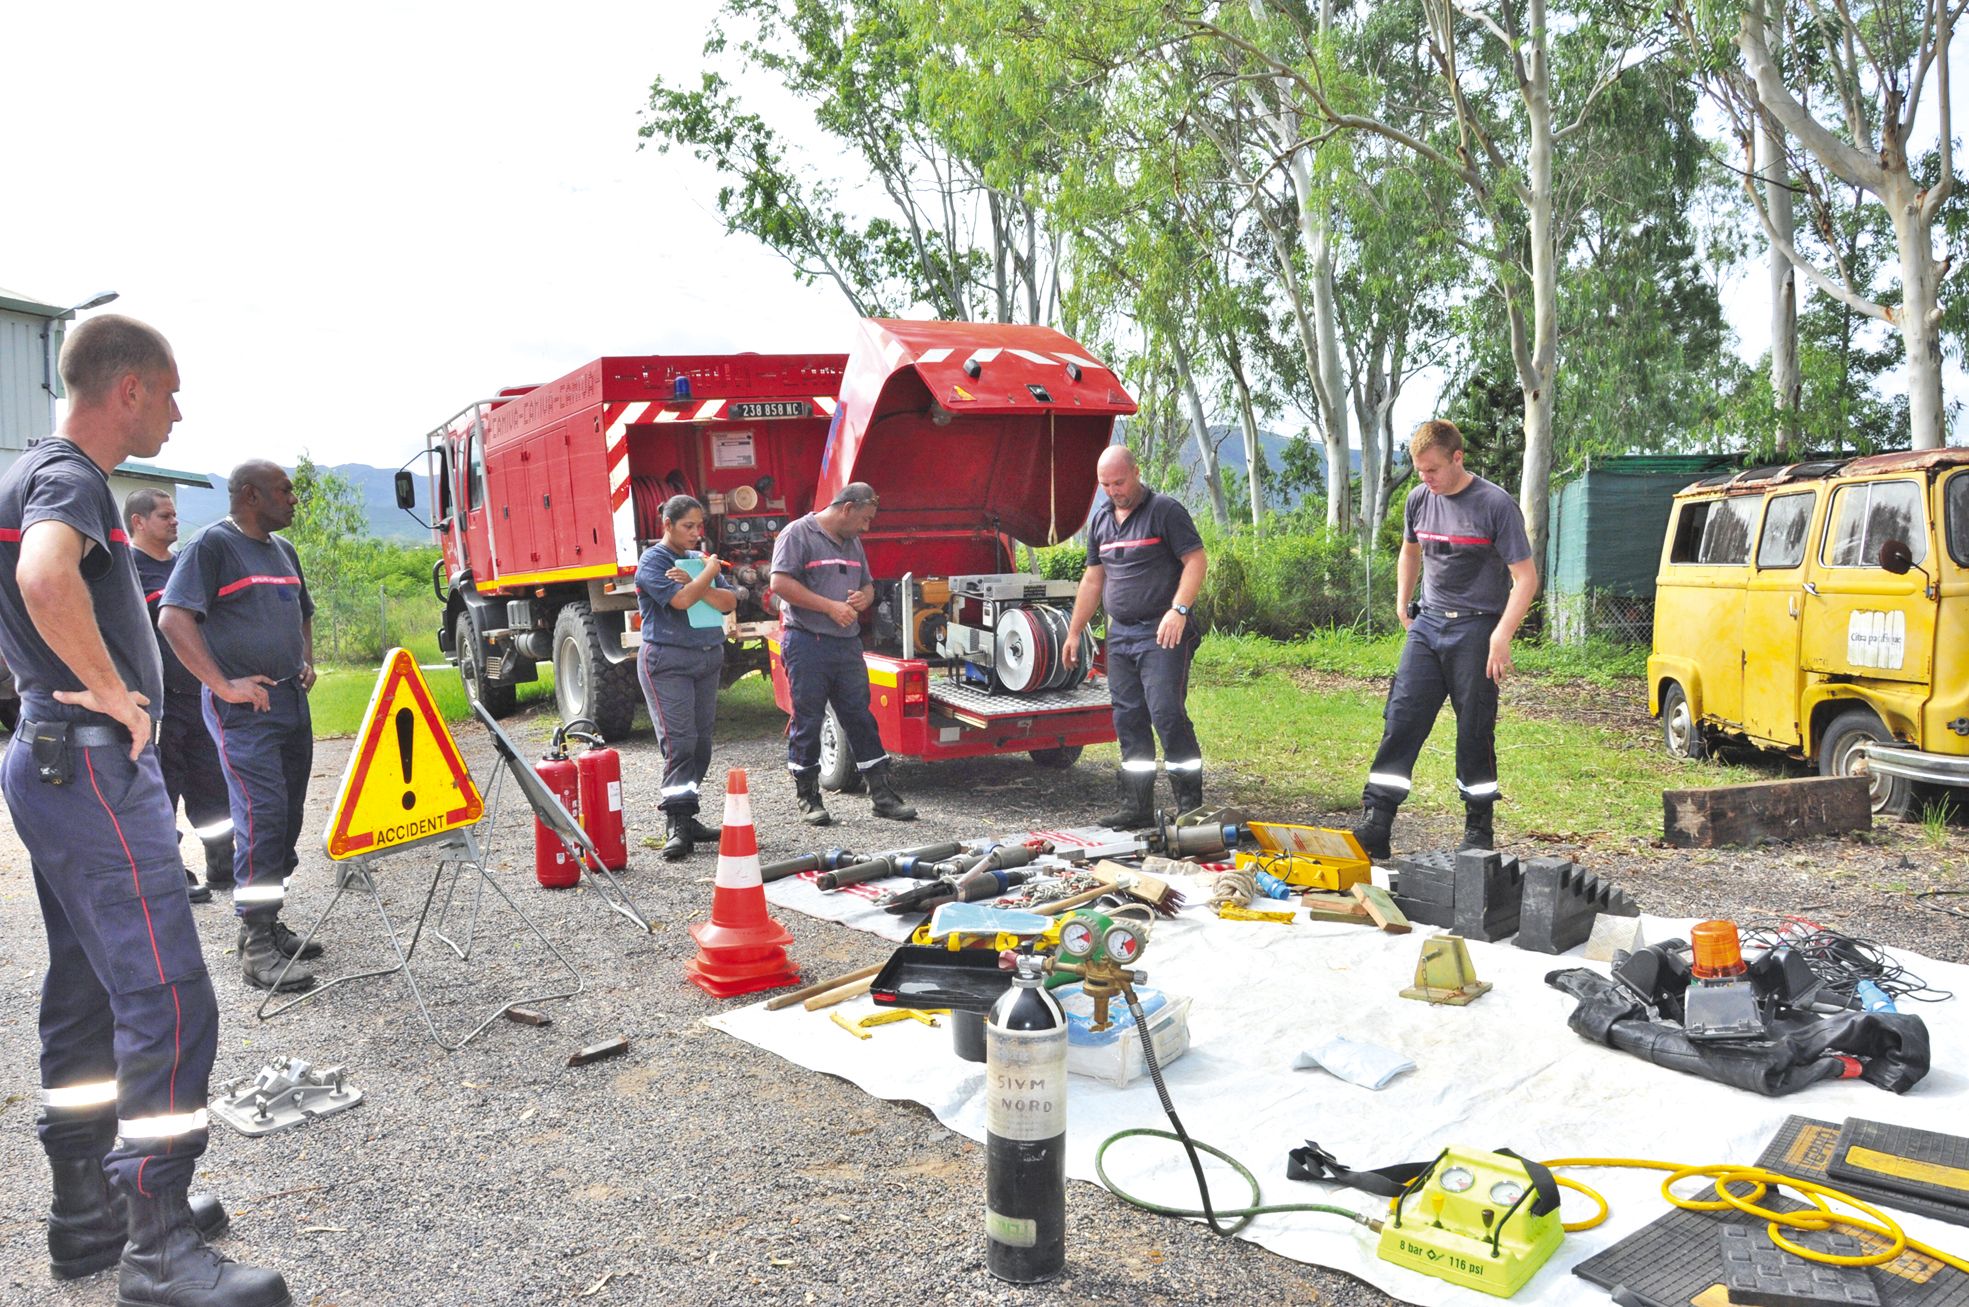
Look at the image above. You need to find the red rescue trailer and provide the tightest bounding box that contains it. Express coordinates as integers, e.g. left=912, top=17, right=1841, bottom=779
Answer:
left=766, top=318, right=1135, bottom=787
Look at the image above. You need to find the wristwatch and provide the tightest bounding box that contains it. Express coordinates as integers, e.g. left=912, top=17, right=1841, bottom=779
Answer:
left=1171, top=603, right=1192, bottom=617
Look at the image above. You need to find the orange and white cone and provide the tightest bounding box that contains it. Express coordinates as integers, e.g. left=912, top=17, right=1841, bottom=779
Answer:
left=686, top=769, right=800, bottom=998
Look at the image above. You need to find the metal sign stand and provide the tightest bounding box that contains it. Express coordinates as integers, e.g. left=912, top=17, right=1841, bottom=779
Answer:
left=257, top=764, right=582, bottom=1051
left=467, top=699, right=650, bottom=934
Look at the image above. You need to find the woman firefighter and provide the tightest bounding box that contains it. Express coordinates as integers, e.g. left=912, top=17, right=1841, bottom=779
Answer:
left=634, top=494, right=737, bottom=858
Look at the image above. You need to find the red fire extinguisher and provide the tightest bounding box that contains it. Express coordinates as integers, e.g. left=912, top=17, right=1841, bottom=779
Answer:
left=533, top=726, right=583, bottom=889
left=568, top=720, right=628, bottom=872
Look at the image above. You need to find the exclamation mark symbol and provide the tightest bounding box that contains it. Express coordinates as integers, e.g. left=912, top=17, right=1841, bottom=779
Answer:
left=396, top=707, right=415, bottom=810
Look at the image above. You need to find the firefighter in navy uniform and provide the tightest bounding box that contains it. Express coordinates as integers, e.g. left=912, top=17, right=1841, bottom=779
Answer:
left=0, top=315, right=291, bottom=1305
left=128, top=488, right=235, bottom=902
left=634, top=494, right=737, bottom=859
left=1064, top=445, right=1208, bottom=828
left=160, top=462, right=323, bottom=993
left=1351, top=420, right=1539, bottom=859
left=770, top=482, right=917, bottom=826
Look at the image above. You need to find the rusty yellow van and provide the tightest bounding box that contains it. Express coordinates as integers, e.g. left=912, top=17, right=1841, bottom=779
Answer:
left=1647, top=449, right=1969, bottom=816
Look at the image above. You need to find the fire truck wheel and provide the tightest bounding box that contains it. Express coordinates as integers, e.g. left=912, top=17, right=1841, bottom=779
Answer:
left=456, top=614, right=517, bottom=718
left=1028, top=746, right=1082, bottom=770
left=553, top=601, right=638, bottom=740
left=817, top=705, right=858, bottom=792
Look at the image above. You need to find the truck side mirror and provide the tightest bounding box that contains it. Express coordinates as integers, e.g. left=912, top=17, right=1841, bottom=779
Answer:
left=394, top=470, right=417, bottom=512
left=1878, top=539, right=1914, bottom=575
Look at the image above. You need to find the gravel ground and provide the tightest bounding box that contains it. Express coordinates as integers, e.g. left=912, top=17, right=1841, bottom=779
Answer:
left=0, top=679, right=1963, bottom=1307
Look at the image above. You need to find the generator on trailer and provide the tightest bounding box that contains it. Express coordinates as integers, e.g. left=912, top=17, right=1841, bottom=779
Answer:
left=402, top=317, right=1132, bottom=776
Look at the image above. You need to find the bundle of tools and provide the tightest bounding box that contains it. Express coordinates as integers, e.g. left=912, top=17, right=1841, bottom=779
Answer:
left=1545, top=918, right=1931, bottom=1095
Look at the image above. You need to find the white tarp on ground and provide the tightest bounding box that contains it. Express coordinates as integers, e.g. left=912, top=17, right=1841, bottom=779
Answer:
left=710, top=876, right=1969, bottom=1305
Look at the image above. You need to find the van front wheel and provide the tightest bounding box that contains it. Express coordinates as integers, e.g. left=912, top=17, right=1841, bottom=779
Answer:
left=1660, top=682, right=1707, bottom=761
left=1818, top=708, right=1914, bottom=820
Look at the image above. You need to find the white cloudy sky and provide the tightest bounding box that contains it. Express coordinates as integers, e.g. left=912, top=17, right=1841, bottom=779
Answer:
left=4, top=1, right=859, bottom=476
left=5, top=3, right=1958, bottom=478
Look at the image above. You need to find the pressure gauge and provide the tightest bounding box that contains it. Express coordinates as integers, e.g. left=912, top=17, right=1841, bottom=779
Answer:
left=1489, top=1179, right=1526, bottom=1206
left=1439, top=1166, right=1476, bottom=1194
left=1058, top=919, right=1097, bottom=960
left=1104, top=922, right=1144, bottom=964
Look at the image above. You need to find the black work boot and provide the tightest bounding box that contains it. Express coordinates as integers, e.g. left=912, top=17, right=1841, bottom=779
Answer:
left=203, top=841, right=235, bottom=892
left=1351, top=802, right=1395, bottom=861
left=237, top=921, right=313, bottom=993
left=266, top=918, right=323, bottom=962
left=1169, top=768, right=1204, bottom=817
left=661, top=815, right=692, bottom=861
left=1096, top=769, right=1157, bottom=830
left=183, top=867, right=212, bottom=905
left=837, top=769, right=867, bottom=795
left=793, top=772, right=832, bottom=827
left=47, top=1158, right=229, bottom=1281
left=1459, top=803, right=1496, bottom=851
left=118, top=1186, right=291, bottom=1307
left=682, top=814, right=722, bottom=844
left=865, top=761, right=917, bottom=821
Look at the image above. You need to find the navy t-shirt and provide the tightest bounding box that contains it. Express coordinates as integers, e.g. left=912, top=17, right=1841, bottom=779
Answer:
left=0, top=439, right=164, bottom=724
left=134, top=550, right=201, bottom=697
left=160, top=518, right=315, bottom=681
left=770, top=513, right=870, bottom=639
left=635, top=542, right=732, bottom=650
left=1085, top=487, right=1204, bottom=627
left=1404, top=475, right=1533, bottom=614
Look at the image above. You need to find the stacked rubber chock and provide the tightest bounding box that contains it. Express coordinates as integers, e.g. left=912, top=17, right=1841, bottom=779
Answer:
left=686, top=769, right=801, bottom=997
left=1515, top=856, right=1638, bottom=954
left=1391, top=849, right=1523, bottom=940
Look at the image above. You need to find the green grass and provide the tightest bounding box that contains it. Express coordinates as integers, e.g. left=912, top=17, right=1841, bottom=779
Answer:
left=308, top=658, right=785, bottom=739
left=1192, top=630, right=1649, bottom=686
left=309, top=659, right=556, bottom=736
left=1157, top=678, right=1754, bottom=842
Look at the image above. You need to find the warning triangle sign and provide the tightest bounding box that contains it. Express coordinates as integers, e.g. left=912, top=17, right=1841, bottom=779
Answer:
left=325, top=648, right=486, bottom=860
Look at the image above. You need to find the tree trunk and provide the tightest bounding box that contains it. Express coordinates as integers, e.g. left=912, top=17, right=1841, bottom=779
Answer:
left=1171, top=333, right=1232, bottom=526
left=1224, top=341, right=1267, bottom=529
left=1760, top=36, right=1799, bottom=453
left=1890, top=185, right=1949, bottom=449
left=1518, top=0, right=1559, bottom=577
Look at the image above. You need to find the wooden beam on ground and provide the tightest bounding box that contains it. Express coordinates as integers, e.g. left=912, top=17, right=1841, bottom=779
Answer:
left=1662, top=775, right=1871, bottom=848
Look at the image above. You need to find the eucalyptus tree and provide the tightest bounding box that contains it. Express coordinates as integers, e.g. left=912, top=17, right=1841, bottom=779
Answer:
left=1675, top=0, right=1966, bottom=448
left=1184, top=0, right=1663, bottom=568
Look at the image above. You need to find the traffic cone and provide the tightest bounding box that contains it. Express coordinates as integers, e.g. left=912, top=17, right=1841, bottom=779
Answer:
left=686, top=769, right=800, bottom=998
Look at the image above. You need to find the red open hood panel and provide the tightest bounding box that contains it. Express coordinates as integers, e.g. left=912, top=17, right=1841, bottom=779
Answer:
left=818, top=318, right=1137, bottom=546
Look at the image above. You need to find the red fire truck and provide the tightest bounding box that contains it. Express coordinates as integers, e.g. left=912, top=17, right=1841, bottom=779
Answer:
left=401, top=317, right=1132, bottom=782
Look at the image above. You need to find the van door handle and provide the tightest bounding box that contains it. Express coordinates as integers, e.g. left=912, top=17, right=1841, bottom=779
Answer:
left=1788, top=595, right=1798, bottom=618
left=1803, top=581, right=1821, bottom=598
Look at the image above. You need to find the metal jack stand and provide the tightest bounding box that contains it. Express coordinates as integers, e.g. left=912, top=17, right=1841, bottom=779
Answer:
left=256, top=794, right=584, bottom=1050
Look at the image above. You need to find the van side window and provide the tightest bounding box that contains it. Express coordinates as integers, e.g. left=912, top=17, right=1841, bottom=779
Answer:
left=1671, top=496, right=1756, bottom=565
left=1948, top=472, right=1969, bottom=566
left=1756, top=492, right=1813, bottom=569
left=1824, top=479, right=1927, bottom=567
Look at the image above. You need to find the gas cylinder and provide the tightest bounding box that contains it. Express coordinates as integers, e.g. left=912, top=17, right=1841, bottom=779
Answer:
left=572, top=735, right=627, bottom=871
left=534, top=729, right=582, bottom=889
left=985, top=953, right=1067, bottom=1283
